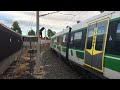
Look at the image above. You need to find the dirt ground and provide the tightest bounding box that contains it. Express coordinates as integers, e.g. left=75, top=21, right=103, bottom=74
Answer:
left=0, top=47, right=36, bottom=79
left=0, top=43, right=83, bottom=79
left=0, top=43, right=50, bottom=79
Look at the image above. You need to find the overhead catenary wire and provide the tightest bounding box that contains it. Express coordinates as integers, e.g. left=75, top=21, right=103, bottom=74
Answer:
left=30, top=11, right=36, bottom=30
left=28, top=11, right=34, bottom=29
left=59, top=11, right=83, bottom=29
left=38, top=11, right=94, bottom=33
left=26, top=11, right=100, bottom=35
left=39, top=11, right=61, bottom=35
left=27, top=11, right=35, bottom=34
left=80, top=11, right=97, bottom=21
left=59, top=11, right=100, bottom=30
left=63, top=11, right=88, bottom=29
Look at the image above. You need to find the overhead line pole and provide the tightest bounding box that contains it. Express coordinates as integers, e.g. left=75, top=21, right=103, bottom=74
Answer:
left=36, top=11, right=40, bottom=57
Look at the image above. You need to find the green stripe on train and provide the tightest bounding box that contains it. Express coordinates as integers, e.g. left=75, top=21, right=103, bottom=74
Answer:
left=76, top=51, right=84, bottom=59
left=52, top=44, right=56, bottom=48
left=104, top=57, right=120, bottom=72
left=71, top=50, right=73, bottom=56
left=69, top=48, right=84, bottom=60
left=56, top=46, right=120, bottom=72
left=104, top=54, right=120, bottom=72
left=57, top=45, right=61, bottom=51
left=110, top=17, right=120, bottom=22
left=62, top=47, right=66, bottom=52
left=105, top=54, right=120, bottom=58
left=70, top=48, right=120, bottom=72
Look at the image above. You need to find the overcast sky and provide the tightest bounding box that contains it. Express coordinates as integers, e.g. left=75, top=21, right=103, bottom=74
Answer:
left=0, top=11, right=100, bottom=37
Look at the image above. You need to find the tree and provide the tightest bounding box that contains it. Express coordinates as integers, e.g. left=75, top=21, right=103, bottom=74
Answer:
left=28, top=29, right=35, bottom=35
left=11, top=21, right=22, bottom=35
left=47, top=29, right=56, bottom=39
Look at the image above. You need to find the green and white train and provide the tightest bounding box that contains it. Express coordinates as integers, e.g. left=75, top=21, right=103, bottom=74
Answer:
left=50, top=11, right=120, bottom=79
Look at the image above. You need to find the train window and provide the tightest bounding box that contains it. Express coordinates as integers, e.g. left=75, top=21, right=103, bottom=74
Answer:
left=117, top=23, right=120, bottom=33
left=74, top=32, right=82, bottom=40
left=97, top=26, right=105, bottom=35
left=52, top=38, right=55, bottom=43
left=63, top=35, right=66, bottom=42
left=60, top=35, right=63, bottom=44
left=86, top=28, right=94, bottom=49
left=95, top=26, right=105, bottom=50
left=54, top=37, right=57, bottom=43
left=57, top=36, right=60, bottom=45
left=57, top=35, right=63, bottom=45
left=70, top=36, right=74, bottom=44
left=69, top=33, right=74, bottom=48
left=112, top=23, right=120, bottom=55
left=73, top=31, right=82, bottom=49
left=116, top=23, right=120, bottom=40
left=62, top=34, right=68, bottom=46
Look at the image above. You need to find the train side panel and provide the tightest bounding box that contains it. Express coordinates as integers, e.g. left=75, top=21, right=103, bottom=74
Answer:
left=51, top=11, right=120, bottom=79
left=0, top=23, right=23, bottom=61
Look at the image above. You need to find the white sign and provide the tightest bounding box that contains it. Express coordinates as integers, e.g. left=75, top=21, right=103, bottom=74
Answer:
left=109, top=36, right=112, bottom=41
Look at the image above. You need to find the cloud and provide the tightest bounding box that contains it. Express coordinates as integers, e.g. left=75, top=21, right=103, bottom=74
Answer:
left=0, top=11, right=100, bottom=35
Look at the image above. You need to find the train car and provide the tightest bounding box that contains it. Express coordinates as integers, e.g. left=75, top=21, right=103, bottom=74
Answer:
left=0, top=23, right=23, bottom=61
left=50, top=11, right=120, bottom=79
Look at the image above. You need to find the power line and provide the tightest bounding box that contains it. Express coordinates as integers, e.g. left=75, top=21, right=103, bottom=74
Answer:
left=30, top=11, right=35, bottom=29
left=39, top=11, right=60, bottom=17
left=28, top=11, right=35, bottom=30
left=34, top=11, right=100, bottom=35
left=27, top=11, right=36, bottom=35
left=59, top=11, right=99, bottom=30
left=30, top=11, right=36, bottom=29
left=40, top=11, right=61, bottom=28
left=60, top=11, right=83, bottom=29
left=80, top=11, right=95, bottom=21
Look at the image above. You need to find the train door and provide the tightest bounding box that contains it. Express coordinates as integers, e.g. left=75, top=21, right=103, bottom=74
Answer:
left=84, top=18, right=110, bottom=72
left=66, top=27, right=72, bottom=61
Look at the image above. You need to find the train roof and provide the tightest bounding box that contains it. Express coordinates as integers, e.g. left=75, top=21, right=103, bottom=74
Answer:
left=71, top=11, right=116, bottom=32
left=51, top=11, right=120, bottom=38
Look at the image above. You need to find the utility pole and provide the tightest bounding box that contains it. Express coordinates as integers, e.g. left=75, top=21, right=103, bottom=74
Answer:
left=45, top=28, right=46, bottom=49
left=36, top=11, right=40, bottom=57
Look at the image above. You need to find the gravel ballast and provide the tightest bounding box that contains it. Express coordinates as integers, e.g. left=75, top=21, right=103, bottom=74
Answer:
left=33, top=48, right=83, bottom=79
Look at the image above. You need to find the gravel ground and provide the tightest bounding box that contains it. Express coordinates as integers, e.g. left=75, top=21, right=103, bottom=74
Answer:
left=33, top=48, right=83, bottom=79
left=0, top=47, right=36, bottom=79
left=0, top=45, right=84, bottom=79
